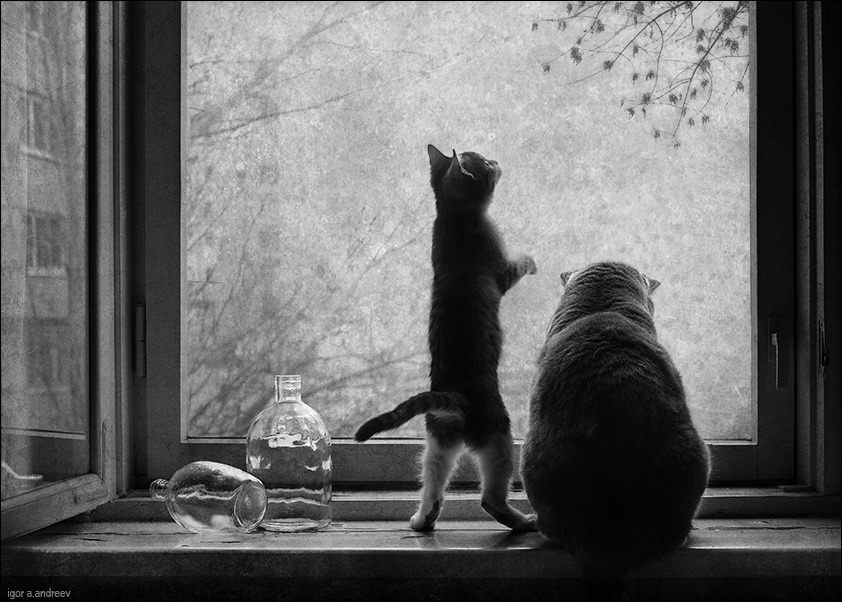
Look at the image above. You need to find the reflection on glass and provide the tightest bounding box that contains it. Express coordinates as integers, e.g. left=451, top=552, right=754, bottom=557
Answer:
left=0, top=1, right=88, bottom=500
left=185, top=2, right=750, bottom=441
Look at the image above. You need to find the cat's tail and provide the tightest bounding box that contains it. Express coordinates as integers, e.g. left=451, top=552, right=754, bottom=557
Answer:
left=354, top=391, right=466, bottom=441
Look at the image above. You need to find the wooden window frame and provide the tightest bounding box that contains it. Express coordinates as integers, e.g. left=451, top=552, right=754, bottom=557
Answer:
left=1, top=1, right=123, bottom=541
left=128, top=1, right=838, bottom=499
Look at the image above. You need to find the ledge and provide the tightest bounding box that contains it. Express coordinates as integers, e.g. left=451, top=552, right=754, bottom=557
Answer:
left=1, top=518, right=839, bottom=601
left=78, top=487, right=842, bottom=522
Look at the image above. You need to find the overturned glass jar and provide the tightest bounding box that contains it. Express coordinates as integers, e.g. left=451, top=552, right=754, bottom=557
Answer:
left=150, top=460, right=267, bottom=533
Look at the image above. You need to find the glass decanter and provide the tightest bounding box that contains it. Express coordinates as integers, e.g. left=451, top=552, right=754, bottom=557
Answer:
left=246, top=374, right=332, bottom=532
left=150, top=461, right=267, bottom=533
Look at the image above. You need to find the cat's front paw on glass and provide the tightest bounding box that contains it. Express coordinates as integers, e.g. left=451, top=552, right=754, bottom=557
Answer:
left=518, top=255, right=538, bottom=276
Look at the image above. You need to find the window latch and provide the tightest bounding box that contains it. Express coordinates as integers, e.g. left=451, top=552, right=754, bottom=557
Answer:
left=768, top=317, right=788, bottom=389
left=134, top=305, right=146, bottom=378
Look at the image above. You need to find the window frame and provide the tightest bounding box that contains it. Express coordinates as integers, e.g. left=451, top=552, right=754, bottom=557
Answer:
left=0, top=1, right=121, bottom=541
left=131, top=1, right=835, bottom=493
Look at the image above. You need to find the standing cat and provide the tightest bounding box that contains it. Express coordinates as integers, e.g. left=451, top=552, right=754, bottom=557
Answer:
left=355, top=144, right=537, bottom=532
left=521, top=261, right=710, bottom=598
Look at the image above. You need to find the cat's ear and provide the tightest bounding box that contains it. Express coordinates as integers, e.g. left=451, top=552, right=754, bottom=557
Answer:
left=450, top=149, right=476, bottom=181
left=560, top=271, right=573, bottom=286
left=428, top=144, right=450, bottom=173
left=647, top=277, right=661, bottom=294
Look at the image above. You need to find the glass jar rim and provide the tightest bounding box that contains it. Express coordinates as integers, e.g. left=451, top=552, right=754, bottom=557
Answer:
left=274, top=375, right=302, bottom=393
left=275, top=374, right=301, bottom=382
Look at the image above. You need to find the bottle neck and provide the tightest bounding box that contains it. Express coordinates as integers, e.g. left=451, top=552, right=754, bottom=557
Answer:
left=274, top=375, right=302, bottom=404
left=150, top=479, right=169, bottom=501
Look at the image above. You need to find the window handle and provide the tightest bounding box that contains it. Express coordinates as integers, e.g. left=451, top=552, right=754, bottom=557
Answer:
left=771, top=331, right=789, bottom=389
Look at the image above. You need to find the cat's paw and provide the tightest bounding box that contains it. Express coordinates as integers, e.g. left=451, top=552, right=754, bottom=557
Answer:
left=409, top=513, right=436, bottom=532
left=515, top=513, right=538, bottom=532
left=518, top=255, right=538, bottom=276
left=502, top=510, right=538, bottom=533
left=410, top=499, right=442, bottom=532
left=481, top=500, right=538, bottom=532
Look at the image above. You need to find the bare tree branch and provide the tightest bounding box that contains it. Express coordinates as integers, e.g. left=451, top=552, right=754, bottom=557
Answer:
left=533, top=1, right=749, bottom=143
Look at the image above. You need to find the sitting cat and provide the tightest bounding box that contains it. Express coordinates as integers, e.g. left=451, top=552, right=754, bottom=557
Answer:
left=355, top=144, right=537, bottom=532
left=521, top=261, right=710, bottom=598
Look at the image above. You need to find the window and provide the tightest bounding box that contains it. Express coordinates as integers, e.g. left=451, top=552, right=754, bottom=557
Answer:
left=26, top=321, right=71, bottom=387
left=0, top=2, right=842, bottom=539
left=26, top=212, right=65, bottom=273
left=24, top=1, right=45, bottom=38
left=129, top=0, right=813, bottom=488
left=24, top=1, right=57, bottom=158
left=0, top=1, right=118, bottom=540
left=25, top=94, right=52, bottom=155
left=184, top=1, right=752, bottom=442
left=3, top=0, right=835, bottom=544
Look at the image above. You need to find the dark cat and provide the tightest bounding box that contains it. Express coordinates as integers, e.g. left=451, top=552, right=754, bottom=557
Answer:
left=521, top=261, right=710, bottom=598
left=355, top=144, right=538, bottom=532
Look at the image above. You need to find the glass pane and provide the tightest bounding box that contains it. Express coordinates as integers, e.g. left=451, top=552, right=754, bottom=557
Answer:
left=185, top=1, right=750, bottom=441
left=1, top=1, right=89, bottom=500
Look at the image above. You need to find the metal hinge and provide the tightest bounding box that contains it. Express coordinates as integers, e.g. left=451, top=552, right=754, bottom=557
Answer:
left=134, top=304, right=146, bottom=378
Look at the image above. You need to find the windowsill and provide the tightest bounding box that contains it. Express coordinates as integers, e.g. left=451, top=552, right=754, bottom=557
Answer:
left=79, top=486, right=842, bottom=522
left=1, top=517, right=839, bottom=601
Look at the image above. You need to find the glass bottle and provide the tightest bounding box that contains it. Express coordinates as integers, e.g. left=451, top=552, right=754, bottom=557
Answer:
left=150, top=461, right=267, bottom=533
left=246, top=374, right=332, bottom=532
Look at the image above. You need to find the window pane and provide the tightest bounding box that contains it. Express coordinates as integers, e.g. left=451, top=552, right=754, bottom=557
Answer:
left=1, top=1, right=88, bottom=500
left=185, top=1, right=750, bottom=441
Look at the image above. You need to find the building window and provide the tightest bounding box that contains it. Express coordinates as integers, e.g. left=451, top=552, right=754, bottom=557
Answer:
left=26, top=94, right=52, bottom=155
left=25, top=1, right=45, bottom=38
left=26, top=322, right=70, bottom=387
left=26, top=212, right=65, bottom=272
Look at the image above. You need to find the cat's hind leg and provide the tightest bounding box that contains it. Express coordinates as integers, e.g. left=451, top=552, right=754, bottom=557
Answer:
left=475, top=430, right=537, bottom=532
left=410, top=431, right=463, bottom=532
